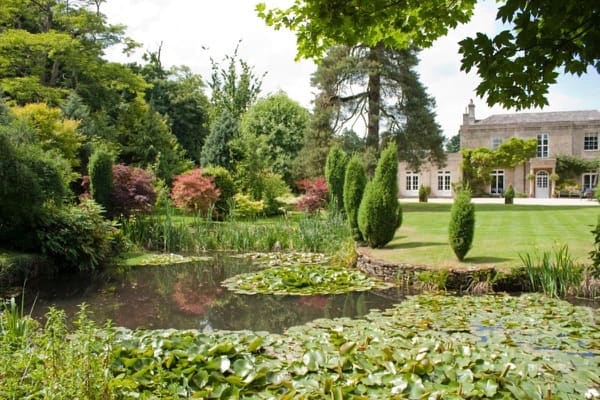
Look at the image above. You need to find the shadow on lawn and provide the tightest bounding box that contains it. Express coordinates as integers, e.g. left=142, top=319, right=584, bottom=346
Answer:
left=463, top=256, right=512, bottom=264
left=385, top=241, right=445, bottom=250
left=402, top=203, right=596, bottom=213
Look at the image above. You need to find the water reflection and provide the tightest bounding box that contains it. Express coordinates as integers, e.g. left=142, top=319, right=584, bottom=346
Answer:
left=24, top=255, right=406, bottom=333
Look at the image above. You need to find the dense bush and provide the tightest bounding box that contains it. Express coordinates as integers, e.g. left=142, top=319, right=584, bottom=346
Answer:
left=324, top=145, right=348, bottom=213
left=343, top=155, right=366, bottom=239
left=261, top=172, right=290, bottom=216
left=504, top=184, right=515, bottom=204
left=202, top=166, right=236, bottom=218
left=448, top=189, right=475, bottom=261
left=232, top=193, right=264, bottom=219
left=296, top=176, right=328, bottom=213
left=111, top=164, right=157, bottom=217
left=590, top=216, right=600, bottom=277
left=88, top=147, right=113, bottom=211
left=37, top=200, right=120, bottom=272
left=357, top=142, right=401, bottom=248
left=418, top=185, right=430, bottom=202
left=171, top=168, right=220, bottom=215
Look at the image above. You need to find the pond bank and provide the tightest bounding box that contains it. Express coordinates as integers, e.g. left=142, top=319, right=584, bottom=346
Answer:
left=356, top=246, right=527, bottom=293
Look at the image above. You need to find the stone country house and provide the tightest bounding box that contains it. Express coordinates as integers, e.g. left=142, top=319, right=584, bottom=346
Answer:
left=398, top=100, right=600, bottom=198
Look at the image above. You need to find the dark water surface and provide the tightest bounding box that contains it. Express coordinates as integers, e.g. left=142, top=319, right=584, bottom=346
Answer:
left=22, top=255, right=406, bottom=333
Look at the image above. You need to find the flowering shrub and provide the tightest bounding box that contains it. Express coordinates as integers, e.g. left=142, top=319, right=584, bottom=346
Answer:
left=111, top=164, right=157, bottom=217
left=295, top=176, right=328, bottom=213
left=171, top=168, right=220, bottom=215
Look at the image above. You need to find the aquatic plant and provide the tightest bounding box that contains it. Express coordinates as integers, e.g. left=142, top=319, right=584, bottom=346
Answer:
left=519, top=244, right=583, bottom=298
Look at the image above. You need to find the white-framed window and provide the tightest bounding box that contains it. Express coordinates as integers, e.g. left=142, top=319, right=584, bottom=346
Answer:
left=406, top=172, right=419, bottom=192
left=584, top=132, right=599, bottom=151
left=583, top=173, right=597, bottom=192
left=491, top=137, right=502, bottom=150
left=437, top=170, right=451, bottom=192
left=490, top=169, right=505, bottom=194
left=537, top=133, right=549, bottom=158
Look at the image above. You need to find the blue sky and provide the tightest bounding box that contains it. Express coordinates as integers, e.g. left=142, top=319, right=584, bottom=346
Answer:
left=103, top=0, right=600, bottom=139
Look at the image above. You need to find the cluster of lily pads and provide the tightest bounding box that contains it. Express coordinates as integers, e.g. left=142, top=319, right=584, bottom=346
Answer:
left=222, top=264, right=394, bottom=295
left=104, top=293, right=599, bottom=399
left=123, top=253, right=212, bottom=266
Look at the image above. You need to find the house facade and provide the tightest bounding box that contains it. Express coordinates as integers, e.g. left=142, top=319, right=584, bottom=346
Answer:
left=398, top=100, right=600, bottom=198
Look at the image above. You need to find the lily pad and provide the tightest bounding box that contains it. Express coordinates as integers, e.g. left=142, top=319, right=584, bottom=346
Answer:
left=123, top=253, right=212, bottom=267
left=221, top=264, right=395, bottom=295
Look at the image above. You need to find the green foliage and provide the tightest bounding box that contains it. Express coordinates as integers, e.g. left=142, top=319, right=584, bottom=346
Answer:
left=200, top=110, right=239, bottom=170
left=358, top=143, right=401, bottom=248
left=520, top=245, right=583, bottom=298
left=223, top=264, right=392, bottom=295
left=556, top=154, right=598, bottom=181
left=257, top=0, right=476, bottom=60
left=203, top=166, right=236, bottom=218
left=494, top=138, right=537, bottom=168
left=324, top=145, right=348, bottom=213
left=589, top=216, right=600, bottom=276
left=343, top=155, right=366, bottom=239
left=37, top=200, right=120, bottom=272
left=459, top=1, right=599, bottom=109
left=445, top=134, right=460, bottom=153
left=504, top=184, right=515, bottom=204
left=448, top=189, right=475, bottom=261
left=241, top=91, right=309, bottom=187
left=88, top=147, right=114, bottom=211
left=260, top=172, right=291, bottom=216
left=232, top=193, right=265, bottom=219
left=418, top=185, right=430, bottom=203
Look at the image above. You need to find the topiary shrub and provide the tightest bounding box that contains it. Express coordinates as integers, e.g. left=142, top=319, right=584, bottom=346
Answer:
left=343, top=155, right=366, bottom=239
left=504, top=184, right=515, bottom=204
left=324, top=145, right=348, bottom=213
left=111, top=164, right=157, bottom=217
left=37, top=200, right=120, bottom=273
left=357, top=142, right=401, bottom=248
left=88, top=147, right=113, bottom=212
left=171, top=168, right=220, bottom=215
left=448, top=189, right=475, bottom=261
left=203, top=166, right=236, bottom=218
left=418, top=185, right=430, bottom=202
left=296, top=176, right=328, bottom=213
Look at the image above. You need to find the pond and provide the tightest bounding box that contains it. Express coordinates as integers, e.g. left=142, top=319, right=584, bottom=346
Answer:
left=22, top=254, right=406, bottom=333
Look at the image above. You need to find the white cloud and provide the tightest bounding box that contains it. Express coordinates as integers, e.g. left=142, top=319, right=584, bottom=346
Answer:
left=102, top=0, right=600, bottom=138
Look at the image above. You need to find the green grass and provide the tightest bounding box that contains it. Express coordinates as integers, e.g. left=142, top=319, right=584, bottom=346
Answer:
left=367, top=203, right=599, bottom=272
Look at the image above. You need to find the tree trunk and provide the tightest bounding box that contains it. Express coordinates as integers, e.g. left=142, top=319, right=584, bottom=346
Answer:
left=366, top=43, right=383, bottom=152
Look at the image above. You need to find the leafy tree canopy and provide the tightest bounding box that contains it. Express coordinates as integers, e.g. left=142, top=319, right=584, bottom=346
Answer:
left=256, top=0, right=476, bottom=60
left=459, top=1, right=600, bottom=109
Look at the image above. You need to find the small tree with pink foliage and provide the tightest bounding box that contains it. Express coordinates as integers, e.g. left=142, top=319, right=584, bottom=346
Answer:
left=171, top=168, right=220, bottom=215
left=295, top=176, right=328, bottom=213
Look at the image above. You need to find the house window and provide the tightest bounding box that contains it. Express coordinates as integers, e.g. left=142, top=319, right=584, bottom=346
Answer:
left=584, top=133, right=599, bottom=151
left=406, top=172, right=419, bottom=192
left=537, top=133, right=549, bottom=158
left=491, top=137, right=502, bottom=150
left=583, top=173, right=597, bottom=192
left=490, top=170, right=504, bottom=194
left=437, top=171, right=451, bottom=192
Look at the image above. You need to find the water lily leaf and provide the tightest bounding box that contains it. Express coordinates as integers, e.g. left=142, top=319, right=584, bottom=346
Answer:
left=302, top=350, right=325, bottom=371
left=232, top=358, right=253, bottom=378
left=476, top=379, right=498, bottom=397
left=339, top=341, right=357, bottom=355
left=206, top=356, right=231, bottom=373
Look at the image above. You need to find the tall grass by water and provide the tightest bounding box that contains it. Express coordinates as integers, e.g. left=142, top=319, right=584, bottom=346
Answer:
left=121, top=206, right=352, bottom=255
left=519, top=245, right=583, bottom=298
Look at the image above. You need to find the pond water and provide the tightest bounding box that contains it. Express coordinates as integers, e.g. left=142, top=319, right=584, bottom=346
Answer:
left=23, top=255, right=406, bottom=333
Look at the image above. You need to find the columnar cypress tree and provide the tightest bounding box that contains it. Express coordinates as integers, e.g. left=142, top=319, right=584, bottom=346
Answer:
left=448, top=189, right=476, bottom=261
left=357, top=142, right=401, bottom=248
left=343, top=154, right=367, bottom=239
left=324, top=144, right=348, bottom=213
left=89, top=147, right=114, bottom=212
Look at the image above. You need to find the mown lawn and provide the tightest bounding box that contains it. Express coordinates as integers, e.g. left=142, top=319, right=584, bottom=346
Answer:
left=366, top=203, right=600, bottom=272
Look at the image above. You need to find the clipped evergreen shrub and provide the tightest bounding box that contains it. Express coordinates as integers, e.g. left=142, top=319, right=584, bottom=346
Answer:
left=504, top=184, right=515, bottom=204
left=324, top=145, right=348, bottom=213
left=343, top=154, right=367, bottom=239
left=357, top=142, right=401, bottom=248
left=203, top=166, right=236, bottom=218
left=418, top=185, right=430, bottom=202
left=448, top=189, right=475, bottom=261
left=88, top=147, right=114, bottom=212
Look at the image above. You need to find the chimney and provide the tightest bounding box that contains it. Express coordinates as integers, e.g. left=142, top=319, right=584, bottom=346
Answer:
left=462, top=99, right=476, bottom=125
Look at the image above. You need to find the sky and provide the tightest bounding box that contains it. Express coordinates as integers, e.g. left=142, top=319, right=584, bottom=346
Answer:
left=102, top=0, right=600, bottom=139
